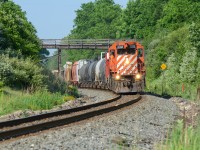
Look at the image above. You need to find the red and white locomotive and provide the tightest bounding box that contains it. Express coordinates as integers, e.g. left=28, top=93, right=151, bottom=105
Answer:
left=63, top=40, right=145, bottom=93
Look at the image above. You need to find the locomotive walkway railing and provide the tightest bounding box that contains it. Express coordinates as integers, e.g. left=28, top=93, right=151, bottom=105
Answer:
left=40, top=39, right=116, bottom=49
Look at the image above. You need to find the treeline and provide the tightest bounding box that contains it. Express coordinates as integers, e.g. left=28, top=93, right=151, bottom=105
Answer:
left=0, top=0, right=41, bottom=59
left=0, top=1, right=65, bottom=93
left=147, top=24, right=200, bottom=99
left=46, top=0, right=123, bottom=69
left=47, top=0, right=200, bottom=99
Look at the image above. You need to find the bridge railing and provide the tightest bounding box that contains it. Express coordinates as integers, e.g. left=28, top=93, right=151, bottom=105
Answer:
left=41, top=39, right=115, bottom=45
left=40, top=39, right=139, bottom=49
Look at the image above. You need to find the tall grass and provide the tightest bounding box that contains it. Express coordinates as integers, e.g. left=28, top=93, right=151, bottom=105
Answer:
left=146, top=78, right=198, bottom=101
left=158, top=119, right=200, bottom=150
left=0, top=88, right=72, bottom=116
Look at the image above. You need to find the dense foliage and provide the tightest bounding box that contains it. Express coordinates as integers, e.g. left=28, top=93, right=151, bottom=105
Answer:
left=0, top=55, right=44, bottom=91
left=47, top=0, right=122, bottom=68
left=0, top=1, right=57, bottom=93
left=42, top=68, right=67, bottom=94
left=43, top=0, right=200, bottom=100
left=69, top=0, right=122, bottom=39
left=0, top=1, right=41, bottom=59
left=122, top=0, right=168, bottom=39
left=157, top=0, right=200, bottom=31
left=146, top=24, right=200, bottom=99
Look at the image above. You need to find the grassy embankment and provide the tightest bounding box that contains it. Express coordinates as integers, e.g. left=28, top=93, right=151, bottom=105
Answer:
left=146, top=25, right=200, bottom=101
left=0, top=87, right=75, bottom=116
left=145, top=25, right=200, bottom=149
left=157, top=119, right=200, bottom=150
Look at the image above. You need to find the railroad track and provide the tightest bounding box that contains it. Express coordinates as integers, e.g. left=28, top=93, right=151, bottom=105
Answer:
left=0, top=94, right=141, bottom=141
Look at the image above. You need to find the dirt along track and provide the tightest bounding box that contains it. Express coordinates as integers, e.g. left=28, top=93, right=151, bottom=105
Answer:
left=0, top=90, right=141, bottom=142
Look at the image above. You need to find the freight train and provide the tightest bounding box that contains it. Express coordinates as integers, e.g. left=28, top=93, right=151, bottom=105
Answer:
left=63, top=40, right=145, bottom=93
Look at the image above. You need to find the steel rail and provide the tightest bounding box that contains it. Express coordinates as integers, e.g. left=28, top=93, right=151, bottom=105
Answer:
left=0, top=95, right=141, bottom=141
left=0, top=95, right=121, bottom=128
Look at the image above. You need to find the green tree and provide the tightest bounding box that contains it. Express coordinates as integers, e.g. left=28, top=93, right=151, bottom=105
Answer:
left=69, top=0, right=122, bottom=39
left=146, top=26, right=189, bottom=80
left=0, top=55, right=44, bottom=90
left=92, top=0, right=122, bottom=38
left=189, top=22, right=200, bottom=56
left=123, top=0, right=167, bottom=39
left=46, top=0, right=123, bottom=70
left=165, top=53, right=180, bottom=94
left=70, top=2, right=95, bottom=39
left=0, top=1, right=40, bottom=59
left=179, top=48, right=197, bottom=83
left=157, top=0, right=200, bottom=30
left=197, top=61, right=200, bottom=83
left=46, top=49, right=102, bottom=70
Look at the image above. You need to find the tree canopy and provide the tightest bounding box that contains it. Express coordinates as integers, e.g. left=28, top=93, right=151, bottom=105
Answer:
left=0, top=1, right=51, bottom=91
left=45, top=0, right=200, bottom=99
left=0, top=1, right=41, bottom=59
left=47, top=0, right=123, bottom=69
left=69, top=0, right=122, bottom=39
left=157, top=0, right=200, bottom=30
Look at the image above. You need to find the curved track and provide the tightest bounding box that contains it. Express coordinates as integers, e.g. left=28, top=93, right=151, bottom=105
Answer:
left=0, top=93, right=141, bottom=141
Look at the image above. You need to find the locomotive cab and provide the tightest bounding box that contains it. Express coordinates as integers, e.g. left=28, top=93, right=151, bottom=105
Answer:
left=106, top=41, right=145, bottom=93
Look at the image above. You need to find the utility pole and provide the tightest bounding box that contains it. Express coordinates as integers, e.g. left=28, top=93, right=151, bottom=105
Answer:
left=58, top=48, right=61, bottom=77
left=197, top=86, right=200, bottom=101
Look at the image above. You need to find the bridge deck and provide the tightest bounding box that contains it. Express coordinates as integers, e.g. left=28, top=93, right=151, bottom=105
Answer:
left=41, top=39, right=116, bottom=49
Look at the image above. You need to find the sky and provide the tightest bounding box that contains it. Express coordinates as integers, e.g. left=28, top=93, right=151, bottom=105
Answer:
left=13, top=0, right=129, bottom=39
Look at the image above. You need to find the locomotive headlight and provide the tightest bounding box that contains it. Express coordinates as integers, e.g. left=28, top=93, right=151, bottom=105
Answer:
left=135, top=73, right=141, bottom=80
left=115, top=74, right=120, bottom=80
left=125, top=57, right=129, bottom=65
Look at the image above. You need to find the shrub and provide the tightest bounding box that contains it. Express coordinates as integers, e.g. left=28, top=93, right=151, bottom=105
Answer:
left=0, top=57, right=13, bottom=82
left=0, top=81, right=3, bottom=93
left=63, top=95, right=75, bottom=102
left=146, top=25, right=200, bottom=100
left=41, top=68, right=67, bottom=94
left=0, top=55, right=45, bottom=91
left=67, top=85, right=79, bottom=98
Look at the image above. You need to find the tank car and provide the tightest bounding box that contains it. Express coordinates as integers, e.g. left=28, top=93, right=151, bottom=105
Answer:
left=71, top=60, right=88, bottom=86
left=95, top=58, right=106, bottom=88
left=63, top=62, right=72, bottom=82
left=88, top=61, right=98, bottom=82
left=79, top=61, right=90, bottom=84
left=79, top=60, right=98, bottom=88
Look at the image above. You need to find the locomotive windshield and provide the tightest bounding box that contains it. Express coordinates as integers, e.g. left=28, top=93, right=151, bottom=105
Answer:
left=117, top=48, right=136, bottom=55
left=138, top=48, right=143, bottom=57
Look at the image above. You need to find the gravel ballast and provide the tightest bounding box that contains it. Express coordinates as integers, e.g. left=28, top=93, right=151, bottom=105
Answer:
left=0, top=91, right=180, bottom=150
